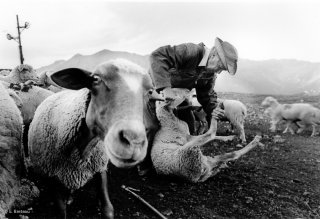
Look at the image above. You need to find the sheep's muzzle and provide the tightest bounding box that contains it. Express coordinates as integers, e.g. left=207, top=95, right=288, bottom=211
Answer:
left=104, top=119, right=148, bottom=168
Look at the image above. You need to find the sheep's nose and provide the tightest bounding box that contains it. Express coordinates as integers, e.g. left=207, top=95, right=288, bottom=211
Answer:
left=119, top=129, right=146, bottom=147
left=116, top=120, right=147, bottom=147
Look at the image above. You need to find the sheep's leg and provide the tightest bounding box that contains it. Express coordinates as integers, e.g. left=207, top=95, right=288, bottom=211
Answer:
left=310, top=123, right=318, bottom=137
left=56, top=194, right=67, bottom=219
left=297, top=123, right=307, bottom=134
left=239, top=127, right=246, bottom=143
left=294, top=121, right=302, bottom=128
left=270, top=119, right=279, bottom=132
left=214, top=135, right=235, bottom=142
left=186, top=119, right=218, bottom=146
left=233, top=122, right=246, bottom=143
left=206, top=135, right=262, bottom=172
left=283, top=121, right=293, bottom=134
left=96, top=171, right=114, bottom=219
left=49, top=180, right=69, bottom=219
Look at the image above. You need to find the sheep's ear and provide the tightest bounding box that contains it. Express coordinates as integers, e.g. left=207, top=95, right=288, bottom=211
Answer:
left=51, top=68, right=94, bottom=90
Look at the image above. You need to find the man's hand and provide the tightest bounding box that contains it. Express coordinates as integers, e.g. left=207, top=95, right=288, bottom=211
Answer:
left=211, top=107, right=225, bottom=120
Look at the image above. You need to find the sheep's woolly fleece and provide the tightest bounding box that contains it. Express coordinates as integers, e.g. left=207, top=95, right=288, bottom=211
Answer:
left=0, top=83, right=23, bottom=218
left=151, top=101, right=207, bottom=183
left=29, top=88, right=108, bottom=191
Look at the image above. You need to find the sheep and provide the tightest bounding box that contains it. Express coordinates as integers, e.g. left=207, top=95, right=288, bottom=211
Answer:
left=0, top=69, right=10, bottom=76
left=1, top=80, right=54, bottom=157
left=0, top=82, right=39, bottom=218
left=0, top=82, right=23, bottom=218
left=1, top=81, right=54, bottom=125
left=38, top=70, right=64, bottom=92
left=261, top=96, right=320, bottom=136
left=179, top=92, right=247, bottom=143
left=217, top=98, right=247, bottom=143
left=28, top=59, right=156, bottom=219
left=0, top=64, right=39, bottom=84
left=151, top=88, right=262, bottom=183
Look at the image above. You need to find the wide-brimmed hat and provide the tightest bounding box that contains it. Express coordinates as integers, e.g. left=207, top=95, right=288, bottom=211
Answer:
left=214, top=37, right=238, bottom=75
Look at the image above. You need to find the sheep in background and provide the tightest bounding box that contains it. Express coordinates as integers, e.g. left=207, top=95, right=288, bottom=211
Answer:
left=1, top=81, right=54, bottom=125
left=28, top=59, right=154, bottom=219
left=0, top=64, right=39, bottom=84
left=0, top=69, right=10, bottom=76
left=0, top=82, right=39, bottom=218
left=151, top=88, right=262, bottom=183
left=261, top=96, right=320, bottom=136
left=1, top=80, right=54, bottom=157
left=38, top=70, right=64, bottom=92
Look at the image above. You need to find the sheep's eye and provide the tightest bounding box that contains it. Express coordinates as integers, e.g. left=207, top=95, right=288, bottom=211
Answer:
left=92, top=75, right=102, bottom=85
left=91, top=75, right=110, bottom=94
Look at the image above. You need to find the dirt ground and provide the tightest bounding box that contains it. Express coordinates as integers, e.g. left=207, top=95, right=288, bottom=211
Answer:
left=7, top=93, right=320, bottom=219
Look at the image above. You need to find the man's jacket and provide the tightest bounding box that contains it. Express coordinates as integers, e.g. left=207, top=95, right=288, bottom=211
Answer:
left=149, top=42, right=218, bottom=115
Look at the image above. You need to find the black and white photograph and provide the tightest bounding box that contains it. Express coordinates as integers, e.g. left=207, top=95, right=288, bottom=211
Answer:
left=1, top=0, right=320, bottom=218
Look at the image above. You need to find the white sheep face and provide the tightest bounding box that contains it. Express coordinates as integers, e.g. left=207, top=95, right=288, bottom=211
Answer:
left=51, top=59, right=151, bottom=168
left=261, top=96, right=278, bottom=107
left=160, top=88, right=192, bottom=109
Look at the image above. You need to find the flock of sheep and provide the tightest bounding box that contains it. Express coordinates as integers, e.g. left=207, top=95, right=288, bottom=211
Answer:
left=0, top=60, right=319, bottom=219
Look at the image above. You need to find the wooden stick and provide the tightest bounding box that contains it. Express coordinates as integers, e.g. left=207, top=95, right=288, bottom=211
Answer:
left=121, top=185, right=168, bottom=219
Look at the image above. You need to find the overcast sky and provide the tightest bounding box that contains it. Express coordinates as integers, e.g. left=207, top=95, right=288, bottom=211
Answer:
left=1, top=0, right=320, bottom=69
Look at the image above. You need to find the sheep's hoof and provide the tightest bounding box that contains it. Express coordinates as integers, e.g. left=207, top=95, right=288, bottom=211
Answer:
left=101, top=207, right=114, bottom=219
left=258, top=142, right=265, bottom=149
left=137, top=165, right=152, bottom=176
left=253, top=135, right=262, bottom=142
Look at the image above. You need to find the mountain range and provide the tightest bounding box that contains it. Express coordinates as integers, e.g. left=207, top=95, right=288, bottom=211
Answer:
left=37, top=49, right=320, bottom=95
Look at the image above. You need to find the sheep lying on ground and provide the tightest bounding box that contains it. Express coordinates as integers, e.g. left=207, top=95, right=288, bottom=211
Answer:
left=151, top=88, right=262, bottom=183
left=38, top=70, right=63, bottom=92
left=29, top=59, right=155, bottom=219
left=261, top=96, right=320, bottom=136
left=0, top=64, right=39, bottom=84
left=0, top=82, right=39, bottom=218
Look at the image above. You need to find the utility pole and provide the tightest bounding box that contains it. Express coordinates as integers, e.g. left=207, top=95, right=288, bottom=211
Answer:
left=7, top=15, right=30, bottom=64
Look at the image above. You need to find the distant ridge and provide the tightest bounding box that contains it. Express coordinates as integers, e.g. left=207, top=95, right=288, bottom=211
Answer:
left=37, top=49, right=149, bottom=73
left=37, top=49, right=320, bottom=95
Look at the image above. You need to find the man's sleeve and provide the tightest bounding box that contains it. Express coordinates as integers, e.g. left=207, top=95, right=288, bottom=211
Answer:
left=195, top=77, right=218, bottom=115
left=149, top=43, right=202, bottom=91
left=149, top=50, right=173, bottom=91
